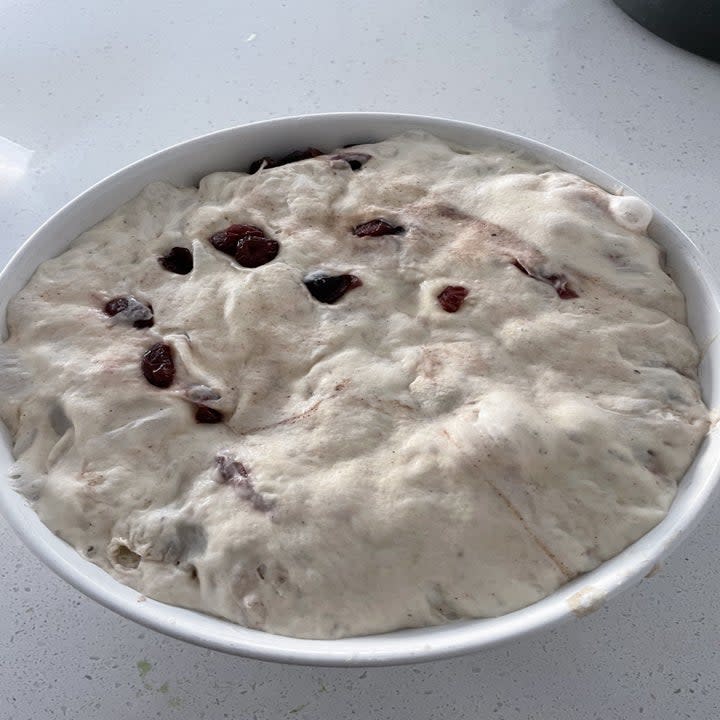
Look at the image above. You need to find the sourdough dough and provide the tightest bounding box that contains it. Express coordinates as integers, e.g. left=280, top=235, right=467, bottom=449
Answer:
left=0, top=133, right=709, bottom=638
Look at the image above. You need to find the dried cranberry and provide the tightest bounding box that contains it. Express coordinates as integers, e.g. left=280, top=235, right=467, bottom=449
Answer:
left=158, top=246, right=193, bottom=275
left=236, top=236, right=279, bottom=268
left=352, top=219, right=404, bottom=237
left=437, top=286, right=469, bottom=313
left=209, top=231, right=239, bottom=256
left=141, top=342, right=175, bottom=388
left=512, top=259, right=578, bottom=300
left=104, top=296, right=154, bottom=329
left=209, top=224, right=267, bottom=257
left=280, top=147, right=323, bottom=164
left=331, top=152, right=371, bottom=170
left=216, top=455, right=249, bottom=483
left=547, top=274, right=578, bottom=300
left=214, top=455, right=274, bottom=511
left=303, top=273, right=362, bottom=304
left=195, top=406, right=224, bottom=424
left=248, top=156, right=279, bottom=174
left=104, top=297, right=129, bottom=316
left=248, top=148, right=324, bottom=174
left=133, top=314, right=154, bottom=329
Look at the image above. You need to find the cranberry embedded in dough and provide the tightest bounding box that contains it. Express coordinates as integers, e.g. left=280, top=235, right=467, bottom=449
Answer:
left=512, top=259, right=578, bottom=300
left=331, top=152, right=372, bottom=170
left=352, top=219, right=404, bottom=237
left=235, top=236, right=279, bottom=268
left=158, top=246, right=193, bottom=275
left=209, top=224, right=266, bottom=257
left=303, top=273, right=363, bottom=304
left=437, top=286, right=469, bottom=313
left=141, top=342, right=175, bottom=388
left=248, top=147, right=324, bottom=174
left=104, top=296, right=154, bottom=328
left=195, top=406, right=224, bottom=424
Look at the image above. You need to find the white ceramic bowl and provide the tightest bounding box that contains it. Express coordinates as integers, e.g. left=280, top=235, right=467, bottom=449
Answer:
left=1, top=113, right=719, bottom=666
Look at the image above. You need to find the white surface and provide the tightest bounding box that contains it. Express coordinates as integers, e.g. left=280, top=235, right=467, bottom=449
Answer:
left=1, top=0, right=719, bottom=715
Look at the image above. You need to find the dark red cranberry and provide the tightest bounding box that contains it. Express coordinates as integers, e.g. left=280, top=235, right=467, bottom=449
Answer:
left=105, top=297, right=128, bottom=317
left=209, top=231, right=239, bottom=256
left=248, top=156, right=279, bottom=174
left=158, top=246, right=193, bottom=275
left=332, top=152, right=372, bottom=170
left=512, top=259, right=578, bottom=300
left=279, top=147, right=323, bottom=164
left=214, top=455, right=274, bottom=511
left=437, top=286, right=469, bottom=313
left=133, top=313, right=154, bottom=329
left=236, top=237, right=279, bottom=268
left=352, top=219, right=404, bottom=237
left=104, top=296, right=154, bottom=328
left=209, top=224, right=266, bottom=257
left=141, top=342, right=175, bottom=388
left=547, top=274, right=578, bottom=300
left=104, top=296, right=129, bottom=316
left=303, top=273, right=362, bottom=304
left=248, top=148, right=324, bottom=174
left=216, top=455, right=249, bottom=483
left=195, top=406, right=224, bottom=423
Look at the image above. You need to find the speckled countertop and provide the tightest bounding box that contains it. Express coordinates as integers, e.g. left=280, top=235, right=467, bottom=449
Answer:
left=1, top=1, right=719, bottom=718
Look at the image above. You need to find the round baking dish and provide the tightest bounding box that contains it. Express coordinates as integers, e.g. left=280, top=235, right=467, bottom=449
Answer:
left=1, top=113, right=718, bottom=666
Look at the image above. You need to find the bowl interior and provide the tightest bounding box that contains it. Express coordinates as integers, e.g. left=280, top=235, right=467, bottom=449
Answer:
left=1, top=113, right=719, bottom=666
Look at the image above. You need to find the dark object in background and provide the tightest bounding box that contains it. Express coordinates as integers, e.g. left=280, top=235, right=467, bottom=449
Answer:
left=614, top=0, right=720, bottom=62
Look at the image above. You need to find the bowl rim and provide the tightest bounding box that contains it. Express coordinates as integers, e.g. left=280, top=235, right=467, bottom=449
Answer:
left=1, top=112, right=719, bottom=666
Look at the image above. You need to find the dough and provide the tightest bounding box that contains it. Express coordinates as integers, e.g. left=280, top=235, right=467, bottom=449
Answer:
left=0, top=132, right=708, bottom=638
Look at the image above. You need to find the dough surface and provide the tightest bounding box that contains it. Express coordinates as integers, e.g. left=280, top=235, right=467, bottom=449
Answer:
left=0, top=133, right=709, bottom=638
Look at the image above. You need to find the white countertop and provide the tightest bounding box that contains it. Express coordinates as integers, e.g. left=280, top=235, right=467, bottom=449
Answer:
left=2, top=1, right=719, bottom=717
